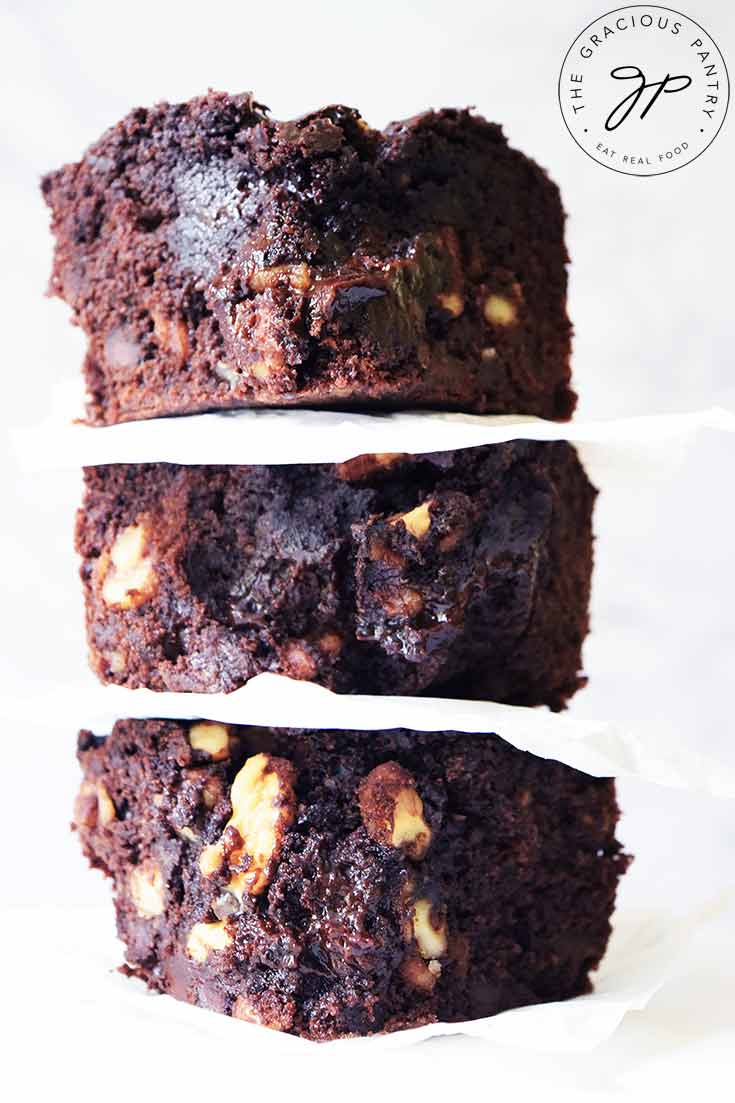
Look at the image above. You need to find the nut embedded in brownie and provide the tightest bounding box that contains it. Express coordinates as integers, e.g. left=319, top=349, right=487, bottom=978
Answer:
left=76, top=441, right=596, bottom=707
left=42, top=92, right=575, bottom=424
left=74, top=719, right=629, bottom=1040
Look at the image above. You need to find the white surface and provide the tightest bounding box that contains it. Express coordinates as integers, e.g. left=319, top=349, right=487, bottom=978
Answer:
left=1, top=0, right=734, bottom=1098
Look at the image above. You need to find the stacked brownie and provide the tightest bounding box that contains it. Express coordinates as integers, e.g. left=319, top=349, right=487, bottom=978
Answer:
left=44, top=92, right=628, bottom=1040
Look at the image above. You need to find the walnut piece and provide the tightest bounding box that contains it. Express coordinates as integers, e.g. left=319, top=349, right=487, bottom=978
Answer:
left=483, top=291, right=518, bottom=324
left=248, top=263, right=311, bottom=293
left=188, top=722, right=230, bottom=761
left=335, top=453, right=405, bottom=482
left=199, top=843, right=224, bottom=877
left=400, top=896, right=448, bottom=992
left=74, top=780, right=116, bottom=828
left=151, top=309, right=188, bottom=365
left=186, top=920, right=232, bottom=963
left=199, top=753, right=297, bottom=897
left=412, top=897, right=448, bottom=959
left=100, top=524, right=156, bottom=610
left=359, top=762, right=432, bottom=860
left=129, top=861, right=165, bottom=918
left=106, top=650, right=126, bottom=674
left=214, top=360, right=241, bottom=389
left=232, top=995, right=294, bottom=1032
left=247, top=360, right=273, bottom=382
left=436, top=292, right=464, bottom=317
left=391, top=501, right=432, bottom=539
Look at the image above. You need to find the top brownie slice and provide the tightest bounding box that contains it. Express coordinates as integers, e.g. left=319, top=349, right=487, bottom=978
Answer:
left=42, top=92, right=575, bottom=424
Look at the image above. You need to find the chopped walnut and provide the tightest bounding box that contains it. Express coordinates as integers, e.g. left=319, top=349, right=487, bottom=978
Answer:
left=199, top=753, right=297, bottom=898
left=436, top=292, right=464, bottom=317
left=104, top=326, right=140, bottom=371
left=186, top=920, right=232, bottom=963
left=399, top=885, right=448, bottom=992
left=391, top=501, right=432, bottom=539
left=247, top=359, right=273, bottom=382
left=129, top=861, right=165, bottom=918
left=367, top=534, right=405, bottom=567
left=188, top=722, right=230, bottom=761
left=232, top=995, right=294, bottom=1031
left=214, top=360, right=241, bottom=389
left=74, top=779, right=116, bottom=829
left=248, top=263, right=311, bottom=292
left=412, top=897, right=448, bottom=959
left=96, top=783, right=116, bottom=824
left=202, top=775, right=224, bottom=811
left=483, top=282, right=523, bottom=328
left=335, top=453, right=406, bottom=482
left=106, top=650, right=126, bottom=674
left=151, top=309, right=188, bottom=365
left=359, top=762, right=433, bottom=860
left=199, top=843, right=224, bottom=877
left=99, top=524, right=156, bottom=610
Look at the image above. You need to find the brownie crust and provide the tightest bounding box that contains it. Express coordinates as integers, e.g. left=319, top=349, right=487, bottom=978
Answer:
left=76, top=442, right=596, bottom=707
left=43, top=93, right=575, bottom=424
left=74, top=719, right=628, bottom=1040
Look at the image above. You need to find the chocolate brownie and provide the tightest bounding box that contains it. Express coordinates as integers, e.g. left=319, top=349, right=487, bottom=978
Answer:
left=76, top=442, right=595, bottom=707
left=43, top=92, right=575, bottom=425
left=74, top=719, right=628, bottom=1040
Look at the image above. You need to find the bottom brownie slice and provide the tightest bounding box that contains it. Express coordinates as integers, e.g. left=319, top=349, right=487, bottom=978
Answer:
left=74, top=720, right=629, bottom=1040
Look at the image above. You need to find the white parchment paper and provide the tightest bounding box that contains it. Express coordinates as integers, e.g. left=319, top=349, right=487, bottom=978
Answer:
left=16, top=897, right=726, bottom=1053
left=72, top=674, right=735, bottom=797
left=11, top=381, right=735, bottom=468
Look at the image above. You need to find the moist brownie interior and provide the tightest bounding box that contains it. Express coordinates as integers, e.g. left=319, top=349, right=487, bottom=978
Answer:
left=76, top=442, right=595, bottom=707
left=43, top=93, right=575, bottom=424
left=75, top=719, right=628, bottom=1040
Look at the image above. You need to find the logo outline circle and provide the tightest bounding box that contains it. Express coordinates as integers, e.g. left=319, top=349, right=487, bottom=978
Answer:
left=557, top=4, right=730, bottom=177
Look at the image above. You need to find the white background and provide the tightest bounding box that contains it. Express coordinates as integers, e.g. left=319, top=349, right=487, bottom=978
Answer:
left=1, top=0, right=734, bottom=1098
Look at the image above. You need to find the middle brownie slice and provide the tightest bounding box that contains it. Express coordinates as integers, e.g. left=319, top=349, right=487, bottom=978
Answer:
left=77, top=441, right=595, bottom=707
